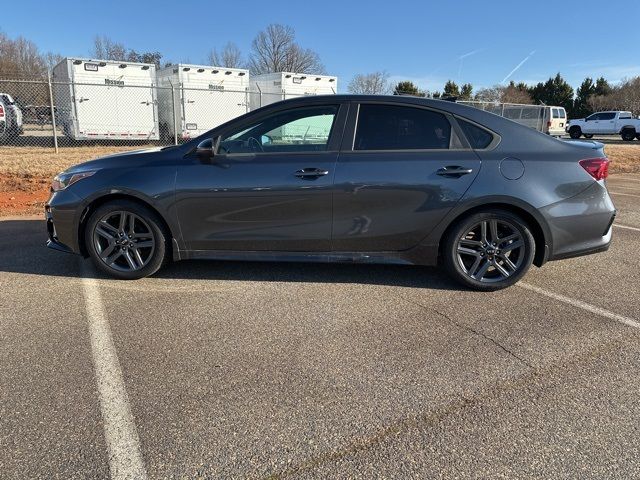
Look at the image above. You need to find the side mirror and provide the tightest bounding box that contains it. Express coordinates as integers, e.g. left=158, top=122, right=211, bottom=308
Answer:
left=261, top=134, right=272, bottom=146
left=196, top=136, right=220, bottom=161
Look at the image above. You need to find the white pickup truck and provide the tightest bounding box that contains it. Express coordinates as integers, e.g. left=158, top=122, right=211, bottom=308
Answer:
left=566, top=111, right=640, bottom=141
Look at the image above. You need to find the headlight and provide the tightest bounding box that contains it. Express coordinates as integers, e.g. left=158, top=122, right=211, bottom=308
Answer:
left=51, top=171, right=97, bottom=191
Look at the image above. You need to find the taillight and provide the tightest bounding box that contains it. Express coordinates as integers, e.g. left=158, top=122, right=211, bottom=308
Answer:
left=579, top=158, right=609, bottom=181
left=547, top=120, right=552, bottom=128
left=0, top=105, right=4, bottom=115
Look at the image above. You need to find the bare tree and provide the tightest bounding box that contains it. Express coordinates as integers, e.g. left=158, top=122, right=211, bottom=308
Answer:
left=0, top=32, right=47, bottom=79
left=475, top=83, right=532, bottom=104
left=347, top=71, right=390, bottom=94
left=91, top=35, right=126, bottom=61
left=588, top=77, right=640, bottom=116
left=208, top=42, right=244, bottom=68
left=248, top=24, right=324, bottom=74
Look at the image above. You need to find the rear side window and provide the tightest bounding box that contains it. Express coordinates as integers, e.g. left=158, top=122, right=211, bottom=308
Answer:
left=457, top=119, right=494, bottom=149
left=354, top=104, right=451, bottom=150
left=600, top=112, right=616, bottom=120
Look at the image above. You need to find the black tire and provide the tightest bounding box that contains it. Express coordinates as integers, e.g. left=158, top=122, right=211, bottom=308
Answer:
left=568, top=126, right=582, bottom=139
left=84, top=200, right=170, bottom=279
left=442, top=209, right=535, bottom=291
left=583, top=134, right=593, bottom=139
left=621, top=129, right=636, bottom=141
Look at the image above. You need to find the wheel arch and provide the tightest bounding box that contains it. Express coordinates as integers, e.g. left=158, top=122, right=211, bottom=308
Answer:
left=436, top=200, right=551, bottom=267
left=77, top=192, right=177, bottom=258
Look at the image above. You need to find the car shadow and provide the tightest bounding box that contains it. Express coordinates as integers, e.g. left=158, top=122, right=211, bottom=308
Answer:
left=0, top=219, right=460, bottom=291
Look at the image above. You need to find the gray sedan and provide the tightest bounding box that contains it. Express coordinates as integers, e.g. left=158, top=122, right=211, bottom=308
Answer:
left=45, top=95, right=616, bottom=290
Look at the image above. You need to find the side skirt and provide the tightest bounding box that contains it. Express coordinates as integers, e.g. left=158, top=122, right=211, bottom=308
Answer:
left=176, top=249, right=426, bottom=266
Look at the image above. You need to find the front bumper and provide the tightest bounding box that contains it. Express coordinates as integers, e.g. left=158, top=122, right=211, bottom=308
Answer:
left=45, top=189, right=84, bottom=255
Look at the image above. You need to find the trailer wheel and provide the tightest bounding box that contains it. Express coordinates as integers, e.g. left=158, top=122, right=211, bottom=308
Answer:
left=621, top=128, right=636, bottom=141
left=568, top=126, right=582, bottom=139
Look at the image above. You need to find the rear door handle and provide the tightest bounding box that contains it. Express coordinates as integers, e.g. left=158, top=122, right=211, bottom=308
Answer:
left=436, top=166, right=474, bottom=178
left=294, top=168, right=329, bottom=179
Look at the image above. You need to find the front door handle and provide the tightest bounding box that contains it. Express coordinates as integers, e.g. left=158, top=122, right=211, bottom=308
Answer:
left=294, top=168, right=329, bottom=179
left=436, top=166, right=474, bottom=178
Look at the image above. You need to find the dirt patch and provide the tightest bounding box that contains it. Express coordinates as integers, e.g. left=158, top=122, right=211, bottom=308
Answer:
left=1, top=143, right=639, bottom=216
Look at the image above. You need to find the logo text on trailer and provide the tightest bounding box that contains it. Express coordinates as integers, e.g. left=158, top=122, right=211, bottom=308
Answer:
left=105, top=78, right=125, bottom=87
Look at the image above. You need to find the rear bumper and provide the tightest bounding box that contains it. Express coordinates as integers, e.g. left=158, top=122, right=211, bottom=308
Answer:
left=543, top=181, right=616, bottom=261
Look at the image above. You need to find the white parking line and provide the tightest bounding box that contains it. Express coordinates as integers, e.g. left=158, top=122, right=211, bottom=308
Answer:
left=518, top=282, right=640, bottom=330
left=614, top=223, right=640, bottom=232
left=81, top=264, right=148, bottom=480
left=609, top=191, right=640, bottom=198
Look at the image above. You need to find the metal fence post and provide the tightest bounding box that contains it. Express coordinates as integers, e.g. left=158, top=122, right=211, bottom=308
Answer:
left=47, top=71, right=59, bottom=153
left=255, top=83, right=262, bottom=108
left=169, top=81, right=178, bottom=145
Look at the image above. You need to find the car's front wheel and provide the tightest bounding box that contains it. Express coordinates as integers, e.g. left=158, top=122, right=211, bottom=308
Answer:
left=442, top=210, right=535, bottom=291
left=84, top=200, right=169, bottom=279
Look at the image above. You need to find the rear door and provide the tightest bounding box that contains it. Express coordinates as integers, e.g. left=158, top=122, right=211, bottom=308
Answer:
left=332, top=102, right=482, bottom=252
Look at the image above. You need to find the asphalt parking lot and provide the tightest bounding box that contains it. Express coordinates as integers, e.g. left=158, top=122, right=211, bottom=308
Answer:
left=1, top=174, right=640, bottom=479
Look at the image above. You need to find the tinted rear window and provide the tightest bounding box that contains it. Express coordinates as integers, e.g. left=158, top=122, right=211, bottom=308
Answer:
left=354, top=104, right=451, bottom=150
left=553, top=108, right=560, bottom=118
left=457, top=119, right=494, bottom=149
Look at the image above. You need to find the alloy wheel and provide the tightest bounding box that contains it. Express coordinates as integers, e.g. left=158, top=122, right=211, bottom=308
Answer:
left=92, top=210, right=155, bottom=272
left=456, top=219, right=525, bottom=283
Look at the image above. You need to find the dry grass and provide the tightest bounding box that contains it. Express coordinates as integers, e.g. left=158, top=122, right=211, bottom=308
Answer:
left=0, top=145, right=153, bottom=179
left=603, top=144, right=640, bottom=173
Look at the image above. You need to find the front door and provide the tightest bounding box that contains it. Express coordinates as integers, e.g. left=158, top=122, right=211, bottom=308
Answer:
left=176, top=103, right=345, bottom=252
left=332, top=103, right=482, bottom=252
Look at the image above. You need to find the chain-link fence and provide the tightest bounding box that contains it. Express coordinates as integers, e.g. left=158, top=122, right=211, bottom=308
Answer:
left=0, top=77, right=318, bottom=151
left=458, top=101, right=548, bottom=132
left=0, top=77, right=556, bottom=152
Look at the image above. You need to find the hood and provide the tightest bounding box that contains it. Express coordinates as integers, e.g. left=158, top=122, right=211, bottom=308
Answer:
left=65, top=147, right=167, bottom=173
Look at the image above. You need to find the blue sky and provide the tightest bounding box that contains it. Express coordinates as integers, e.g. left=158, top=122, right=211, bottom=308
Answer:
left=3, top=0, right=640, bottom=92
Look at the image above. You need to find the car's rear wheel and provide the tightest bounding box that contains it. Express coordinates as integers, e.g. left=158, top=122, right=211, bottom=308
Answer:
left=568, top=126, right=582, bottom=139
left=442, top=210, right=535, bottom=291
left=583, top=134, right=593, bottom=139
left=84, top=200, right=169, bottom=279
left=621, top=128, right=636, bottom=141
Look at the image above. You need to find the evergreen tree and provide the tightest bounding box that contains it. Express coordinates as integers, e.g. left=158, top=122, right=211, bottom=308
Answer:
left=392, top=81, right=425, bottom=96
left=443, top=80, right=460, bottom=97
left=573, top=77, right=595, bottom=118
left=529, top=73, right=574, bottom=114
left=460, top=83, right=473, bottom=100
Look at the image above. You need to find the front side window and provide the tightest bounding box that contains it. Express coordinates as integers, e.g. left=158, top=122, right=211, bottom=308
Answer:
left=219, top=105, right=338, bottom=155
left=354, top=104, right=451, bottom=150
left=586, top=113, right=600, bottom=121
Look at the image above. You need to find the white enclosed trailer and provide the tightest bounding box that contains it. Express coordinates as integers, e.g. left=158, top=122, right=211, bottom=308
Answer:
left=52, top=57, right=159, bottom=140
left=249, top=72, right=337, bottom=111
left=156, top=64, right=249, bottom=140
